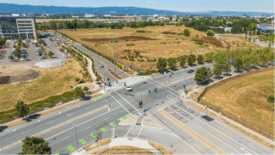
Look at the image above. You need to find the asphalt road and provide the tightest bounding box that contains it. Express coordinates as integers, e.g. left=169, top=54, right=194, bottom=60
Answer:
left=0, top=63, right=273, bottom=154
left=73, top=43, right=130, bottom=80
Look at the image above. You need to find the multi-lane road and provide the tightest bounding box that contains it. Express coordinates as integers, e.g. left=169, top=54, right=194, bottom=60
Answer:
left=0, top=64, right=273, bottom=154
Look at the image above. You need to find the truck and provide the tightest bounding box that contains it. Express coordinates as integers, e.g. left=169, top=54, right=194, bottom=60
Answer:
left=59, top=48, right=63, bottom=52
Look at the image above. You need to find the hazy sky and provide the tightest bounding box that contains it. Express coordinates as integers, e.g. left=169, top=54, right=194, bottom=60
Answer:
left=2, top=0, right=274, bottom=12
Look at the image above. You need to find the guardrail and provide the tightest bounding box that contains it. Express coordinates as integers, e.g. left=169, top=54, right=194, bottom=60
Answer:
left=196, top=66, right=274, bottom=140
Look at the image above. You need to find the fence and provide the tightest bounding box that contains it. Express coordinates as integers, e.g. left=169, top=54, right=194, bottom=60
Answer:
left=196, top=67, right=274, bottom=141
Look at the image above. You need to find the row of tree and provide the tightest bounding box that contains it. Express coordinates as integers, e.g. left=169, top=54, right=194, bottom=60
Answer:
left=194, top=47, right=274, bottom=83
left=0, top=38, right=7, bottom=49
left=37, top=19, right=166, bottom=30
left=156, top=53, right=214, bottom=72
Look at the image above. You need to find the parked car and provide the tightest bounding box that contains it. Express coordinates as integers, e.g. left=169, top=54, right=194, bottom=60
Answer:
left=124, top=85, right=133, bottom=91
left=9, top=59, right=13, bottom=62
left=39, top=56, right=47, bottom=59
left=20, top=57, right=25, bottom=61
left=188, top=70, right=194, bottom=73
left=99, top=64, right=104, bottom=68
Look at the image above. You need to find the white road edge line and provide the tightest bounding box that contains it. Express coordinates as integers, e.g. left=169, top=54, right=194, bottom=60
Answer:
left=46, top=105, right=122, bottom=140
left=22, top=130, right=30, bottom=134
left=142, top=126, right=181, bottom=139
left=149, top=113, right=201, bottom=155
left=137, top=127, right=144, bottom=138
left=110, top=94, right=132, bottom=114
left=125, top=125, right=133, bottom=137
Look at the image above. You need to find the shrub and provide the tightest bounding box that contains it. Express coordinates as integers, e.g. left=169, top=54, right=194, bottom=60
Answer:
left=75, top=77, right=80, bottom=82
left=207, top=30, right=215, bottom=36
left=267, top=95, right=274, bottom=103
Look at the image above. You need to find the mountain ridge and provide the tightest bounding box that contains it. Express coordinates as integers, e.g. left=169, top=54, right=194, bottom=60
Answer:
left=0, top=3, right=273, bottom=16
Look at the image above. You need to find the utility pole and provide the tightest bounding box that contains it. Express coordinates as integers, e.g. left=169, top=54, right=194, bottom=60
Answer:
left=67, top=114, right=78, bottom=152
left=109, top=34, right=119, bottom=75
left=148, top=60, right=149, bottom=75
left=104, top=72, right=106, bottom=93
left=137, top=59, right=139, bottom=76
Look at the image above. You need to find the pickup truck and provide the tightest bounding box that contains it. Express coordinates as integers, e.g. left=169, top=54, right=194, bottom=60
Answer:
left=124, top=85, right=133, bottom=91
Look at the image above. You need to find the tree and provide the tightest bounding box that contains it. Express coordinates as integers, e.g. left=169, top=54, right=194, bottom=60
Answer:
left=22, top=54, right=26, bottom=59
left=212, top=64, right=223, bottom=78
left=84, top=86, right=89, bottom=92
left=206, top=30, right=215, bottom=36
left=219, top=28, right=225, bottom=34
left=48, top=51, right=54, bottom=57
left=167, top=58, right=177, bottom=69
left=9, top=55, right=13, bottom=60
left=247, top=23, right=257, bottom=31
left=179, top=56, right=186, bottom=67
left=37, top=34, right=41, bottom=38
left=194, top=67, right=213, bottom=83
left=10, top=36, right=13, bottom=39
left=14, top=50, right=20, bottom=58
left=19, top=136, right=51, bottom=155
left=38, top=51, right=43, bottom=57
left=234, top=58, right=243, bottom=71
left=74, top=86, right=85, bottom=98
left=31, top=36, right=34, bottom=39
left=156, top=57, right=167, bottom=72
left=75, top=78, right=80, bottom=82
left=15, top=100, right=30, bottom=120
left=204, top=52, right=214, bottom=62
left=197, top=55, right=204, bottom=63
left=223, top=61, right=232, bottom=75
left=187, top=54, right=196, bottom=65
left=183, top=29, right=190, bottom=36
left=267, top=95, right=274, bottom=103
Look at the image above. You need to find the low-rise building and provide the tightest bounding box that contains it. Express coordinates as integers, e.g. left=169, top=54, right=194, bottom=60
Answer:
left=0, top=15, right=37, bottom=39
left=256, top=24, right=275, bottom=34
left=84, top=13, right=94, bottom=18
left=224, top=27, right=232, bottom=32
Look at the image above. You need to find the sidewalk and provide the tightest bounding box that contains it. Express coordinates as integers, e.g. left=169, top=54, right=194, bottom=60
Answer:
left=181, top=75, right=274, bottom=145
left=75, top=138, right=163, bottom=155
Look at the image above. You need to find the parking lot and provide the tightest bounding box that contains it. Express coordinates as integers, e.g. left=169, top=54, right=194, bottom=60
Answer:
left=0, top=35, right=69, bottom=66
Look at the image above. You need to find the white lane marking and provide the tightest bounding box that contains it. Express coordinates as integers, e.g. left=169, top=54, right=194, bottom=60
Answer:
left=59, top=112, right=61, bottom=115
left=110, top=94, right=132, bottom=114
left=78, top=105, right=80, bottom=108
left=172, top=107, right=242, bottom=154
left=142, top=126, right=181, bottom=139
left=125, top=125, right=133, bottom=137
left=150, top=113, right=201, bottom=154
left=22, top=130, right=30, bottom=134
left=114, top=92, right=139, bottom=113
left=104, top=117, right=109, bottom=120
left=13, top=129, right=16, bottom=132
left=85, top=126, right=91, bottom=130
left=38, top=120, right=41, bottom=123
left=47, top=121, right=54, bottom=124
left=174, top=103, right=259, bottom=155
left=62, top=137, right=70, bottom=141
left=137, top=127, right=144, bottom=138
left=46, top=105, right=122, bottom=140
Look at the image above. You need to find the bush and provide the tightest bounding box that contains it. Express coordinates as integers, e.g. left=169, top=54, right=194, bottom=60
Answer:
left=267, top=95, right=274, bottom=103
left=75, top=78, right=80, bottom=82
left=207, top=30, right=215, bottom=36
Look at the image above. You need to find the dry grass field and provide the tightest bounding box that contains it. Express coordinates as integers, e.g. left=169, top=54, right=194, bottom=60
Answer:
left=63, top=25, right=229, bottom=71
left=0, top=59, right=91, bottom=112
left=93, top=146, right=155, bottom=154
left=218, top=34, right=263, bottom=49
left=201, top=69, right=274, bottom=133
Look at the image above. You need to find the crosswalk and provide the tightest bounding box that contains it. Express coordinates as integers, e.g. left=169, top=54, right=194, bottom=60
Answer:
left=111, top=127, right=115, bottom=138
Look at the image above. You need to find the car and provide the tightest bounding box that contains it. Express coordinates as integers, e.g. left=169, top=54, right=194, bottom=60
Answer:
left=99, top=64, right=104, bottom=68
left=188, top=70, right=194, bottom=73
left=9, top=59, right=13, bottom=62
left=124, top=85, right=133, bottom=91
left=39, top=56, right=47, bottom=59
left=20, top=57, right=25, bottom=61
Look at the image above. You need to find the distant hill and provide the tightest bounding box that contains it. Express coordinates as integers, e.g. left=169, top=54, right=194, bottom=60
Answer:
left=0, top=3, right=273, bottom=16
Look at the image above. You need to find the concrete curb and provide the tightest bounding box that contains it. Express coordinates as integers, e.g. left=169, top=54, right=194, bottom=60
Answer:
left=0, top=105, right=107, bottom=153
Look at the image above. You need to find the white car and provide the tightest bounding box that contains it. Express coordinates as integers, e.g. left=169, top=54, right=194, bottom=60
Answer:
left=124, top=85, right=133, bottom=91
left=99, top=64, right=104, bottom=68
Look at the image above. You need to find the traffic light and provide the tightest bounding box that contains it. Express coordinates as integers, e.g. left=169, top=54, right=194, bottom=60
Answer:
left=170, top=74, right=172, bottom=77
left=107, top=78, right=110, bottom=81
left=147, top=69, right=149, bottom=73
left=108, top=82, right=111, bottom=87
left=149, top=90, right=151, bottom=94
left=155, top=88, right=157, bottom=92
left=183, top=84, right=185, bottom=89
left=139, top=101, right=143, bottom=108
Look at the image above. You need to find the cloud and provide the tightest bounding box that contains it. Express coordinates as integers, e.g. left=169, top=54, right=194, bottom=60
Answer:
left=147, top=1, right=156, bottom=3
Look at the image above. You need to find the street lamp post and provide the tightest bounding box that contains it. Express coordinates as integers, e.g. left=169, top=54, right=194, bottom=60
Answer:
left=139, top=84, right=147, bottom=114
left=67, top=113, right=78, bottom=152
left=103, top=71, right=106, bottom=93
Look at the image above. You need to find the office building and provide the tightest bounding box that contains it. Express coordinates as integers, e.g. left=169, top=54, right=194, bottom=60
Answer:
left=0, top=15, right=37, bottom=39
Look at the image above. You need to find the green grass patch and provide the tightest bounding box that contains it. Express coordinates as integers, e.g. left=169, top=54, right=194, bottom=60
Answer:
left=90, top=133, right=97, bottom=138
left=101, top=128, right=107, bottom=132
left=79, top=139, right=87, bottom=144
left=109, top=123, right=116, bottom=127
left=67, top=146, right=75, bottom=151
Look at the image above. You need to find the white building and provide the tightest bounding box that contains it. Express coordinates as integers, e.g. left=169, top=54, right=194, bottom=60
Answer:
left=84, top=13, right=94, bottom=18
left=103, top=14, right=112, bottom=17
left=224, top=27, right=232, bottom=32
left=71, top=16, right=79, bottom=19
left=226, top=21, right=233, bottom=24
left=153, top=14, right=158, bottom=18
left=11, top=14, right=20, bottom=17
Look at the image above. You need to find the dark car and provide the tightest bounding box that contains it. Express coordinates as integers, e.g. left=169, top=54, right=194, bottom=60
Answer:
left=188, top=70, right=194, bottom=73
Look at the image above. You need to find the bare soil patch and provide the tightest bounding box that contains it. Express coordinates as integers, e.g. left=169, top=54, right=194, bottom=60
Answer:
left=81, top=36, right=152, bottom=42
left=192, top=36, right=224, bottom=47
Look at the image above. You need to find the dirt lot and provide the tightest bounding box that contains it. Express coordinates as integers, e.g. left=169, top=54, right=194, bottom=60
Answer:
left=0, top=58, right=91, bottom=112
left=63, top=26, right=228, bottom=71
left=199, top=69, right=274, bottom=133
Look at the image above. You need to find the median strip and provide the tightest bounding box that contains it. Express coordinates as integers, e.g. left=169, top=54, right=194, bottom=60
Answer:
left=91, top=94, right=109, bottom=101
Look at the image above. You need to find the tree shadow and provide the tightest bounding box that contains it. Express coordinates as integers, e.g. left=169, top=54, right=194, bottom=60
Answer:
left=198, top=62, right=205, bottom=65
left=188, top=64, right=197, bottom=67
left=0, top=126, right=8, bottom=133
